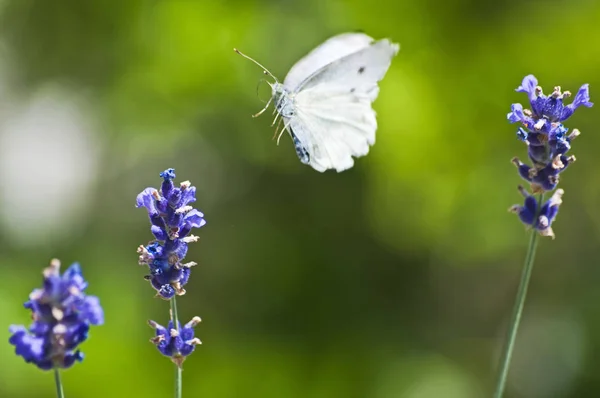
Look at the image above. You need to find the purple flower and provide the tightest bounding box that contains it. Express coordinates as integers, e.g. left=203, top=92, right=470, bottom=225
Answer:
left=511, top=74, right=593, bottom=123
left=507, top=75, right=592, bottom=192
left=8, top=259, right=104, bottom=370
left=511, top=155, right=575, bottom=193
left=136, top=168, right=206, bottom=299
left=507, top=75, right=590, bottom=237
left=148, top=317, right=202, bottom=368
left=509, top=187, right=564, bottom=239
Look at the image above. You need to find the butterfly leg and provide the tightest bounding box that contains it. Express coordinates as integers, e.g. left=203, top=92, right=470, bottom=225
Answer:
left=276, top=120, right=288, bottom=146
left=272, top=117, right=283, bottom=140
left=270, top=111, right=281, bottom=127
left=252, top=97, right=273, bottom=118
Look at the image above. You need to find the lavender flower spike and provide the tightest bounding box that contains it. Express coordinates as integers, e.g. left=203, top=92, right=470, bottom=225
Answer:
left=136, top=168, right=207, bottom=299
left=8, top=259, right=104, bottom=370
left=507, top=75, right=592, bottom=192
left=148, top=316, right=202, bottom=368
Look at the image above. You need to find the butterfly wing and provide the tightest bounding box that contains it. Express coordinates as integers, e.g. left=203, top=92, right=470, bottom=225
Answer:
left=285, top=88, right=378, bottom=172
left=282, top=32, right=375, bottom=91
left=286, top=38, right=399, bottom=172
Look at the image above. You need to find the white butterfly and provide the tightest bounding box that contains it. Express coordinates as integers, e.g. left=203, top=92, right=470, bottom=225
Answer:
left=235, top=32, right=399, bottom=172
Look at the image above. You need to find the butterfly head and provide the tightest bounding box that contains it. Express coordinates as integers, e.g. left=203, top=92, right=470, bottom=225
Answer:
left=271, top=83, right=294, bottom=118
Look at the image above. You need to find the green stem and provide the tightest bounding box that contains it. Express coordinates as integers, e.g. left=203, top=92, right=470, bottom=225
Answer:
left=170, top=297, right=182, bottom=398
left=493, top=193, right=544, bottom=398
left=53, top=368, right=65, bottom=398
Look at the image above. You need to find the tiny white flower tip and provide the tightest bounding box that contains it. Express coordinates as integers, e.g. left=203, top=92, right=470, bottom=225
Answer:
left=569, top=129, right=581, bottom=139
left=52, top=308, right=65, bottom=321
left=29, top=289, right=43, bottom=301
left=549, top=189, right=565, bottom=207
left=551, top=156, right=564, bottom=169
left=534, top=119, right=545, bottom=130
left=182, top=235, right=199, bottom=243
left=175, top=205, right=193, bottom=214
left=44, top=259, right=62, bottom=278
left=539, top=226, right=555, bottom=239
left=508, top=205, right=521, bottom=213
left=53, top=323, right=67, bottom=334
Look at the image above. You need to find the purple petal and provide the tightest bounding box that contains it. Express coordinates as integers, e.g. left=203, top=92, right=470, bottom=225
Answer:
left=516, top=75, right=538, bottom=102
left=560, top=84, right=593, bottom=121
left=183, top=209, right=206, bottom=229
left=136, top=188, right=158, bottom=212
left=507, top=103, right=525, bottom=123
left=80, top=296, right=104, bottom=325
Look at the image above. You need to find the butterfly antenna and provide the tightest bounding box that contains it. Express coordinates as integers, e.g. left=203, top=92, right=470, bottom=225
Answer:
left=233, top=48, right=278, bottom=82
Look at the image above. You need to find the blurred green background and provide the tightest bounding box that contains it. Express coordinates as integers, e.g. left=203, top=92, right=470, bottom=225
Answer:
left=1, top=0, right=599, bottom=397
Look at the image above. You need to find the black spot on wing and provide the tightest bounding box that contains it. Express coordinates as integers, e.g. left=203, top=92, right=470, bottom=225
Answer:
left=350, top=88, right=355, bottom=93
left=358, top=66, right=365, bottom=74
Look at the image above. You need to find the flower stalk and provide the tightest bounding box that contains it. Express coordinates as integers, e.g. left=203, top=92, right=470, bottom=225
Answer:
left=54, top=368, right=65, bottom=398
left=171, top=297, right=182, bottom=398
left=494, top=194, right=543, bottom=398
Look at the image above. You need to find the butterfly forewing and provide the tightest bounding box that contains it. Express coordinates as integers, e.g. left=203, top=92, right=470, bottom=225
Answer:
left=283, top=33, right=375, bottom=91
